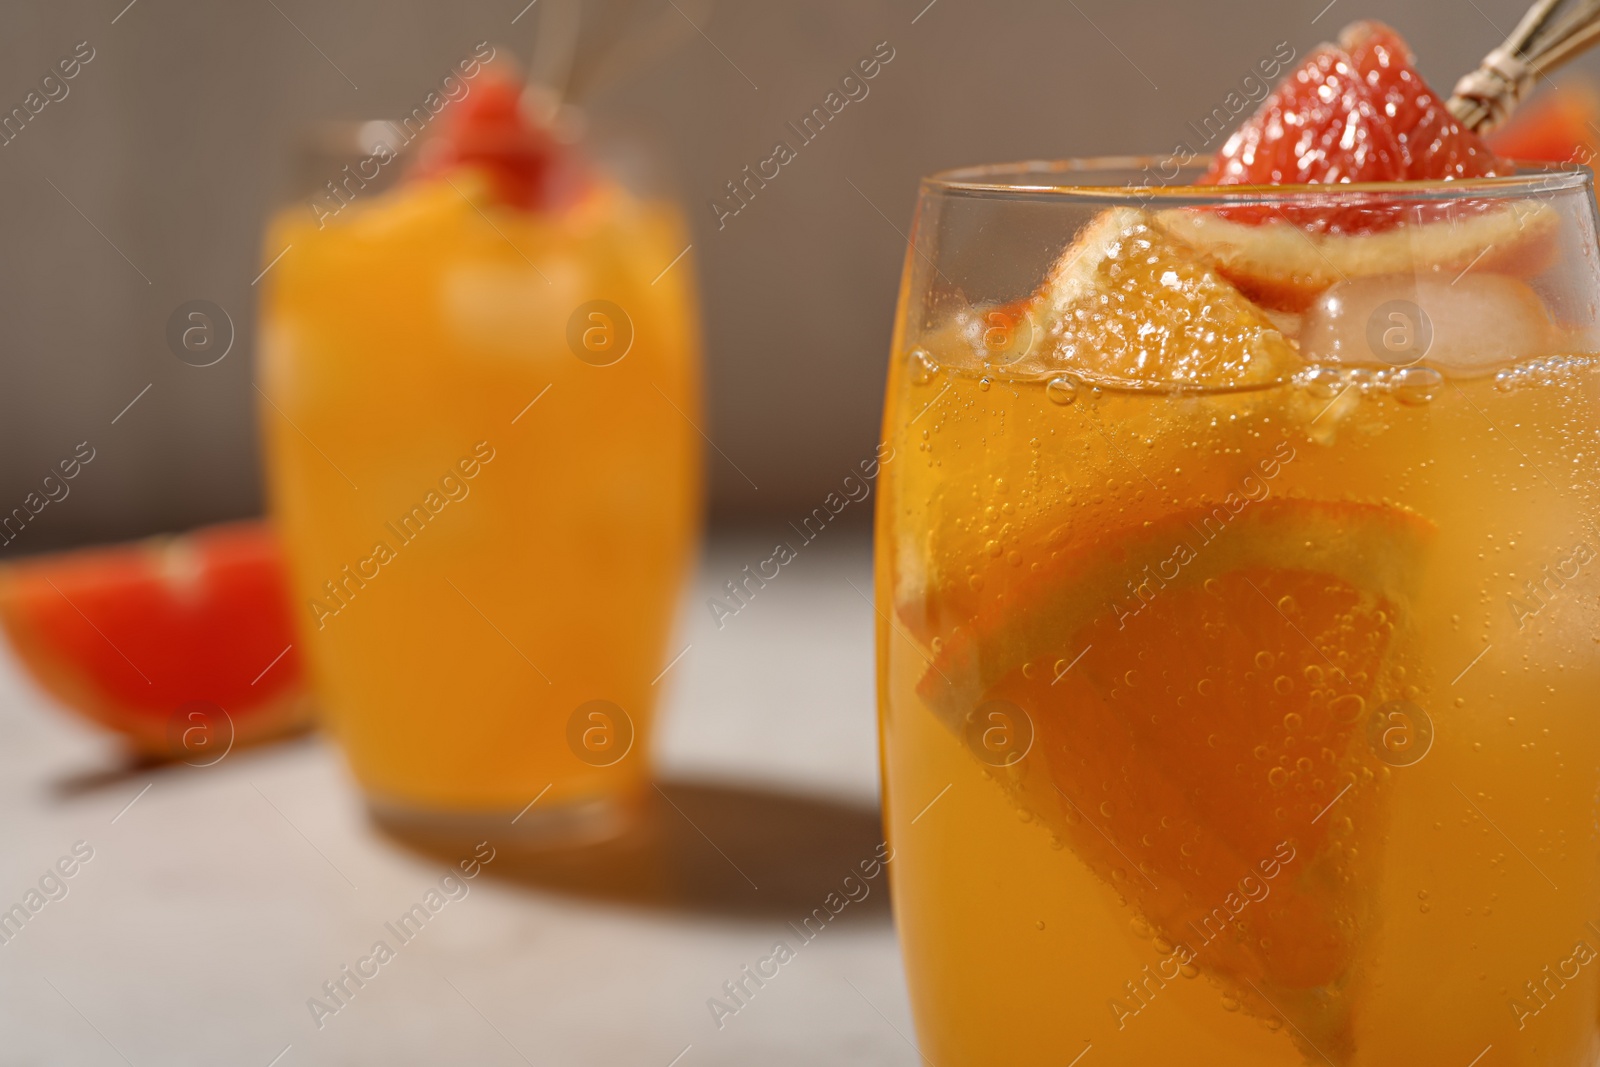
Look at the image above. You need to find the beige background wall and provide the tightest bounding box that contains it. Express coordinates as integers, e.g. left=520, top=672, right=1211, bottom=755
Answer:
left=0, top=0, right=1575, bottom=550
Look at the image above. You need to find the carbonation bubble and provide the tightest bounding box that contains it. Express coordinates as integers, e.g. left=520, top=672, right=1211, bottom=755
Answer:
left=1268, top=767, right=1289, bottom=788
left=1390, top=365, right=1444, bottom=406
left=1329, top=693, right=1365, bottom=724
left=1045, top=376, right=1080, bottom=405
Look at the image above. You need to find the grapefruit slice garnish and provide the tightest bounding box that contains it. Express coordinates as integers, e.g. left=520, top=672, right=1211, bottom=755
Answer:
left=1024, top=207, right=1301, bottom=387
left=1340, top=21, right=1505, bottom=181
left=1157, top=201, right=1556, bottom=313
left=917, top=498, right=1434, bottom=1061
left=1168, top=21, right=1555, bottom=311
left=412, top=74, right=590, bottom=212
left=0, top=522, right=311, bottom=760
left=1201, top=44, right=1406, bottom=193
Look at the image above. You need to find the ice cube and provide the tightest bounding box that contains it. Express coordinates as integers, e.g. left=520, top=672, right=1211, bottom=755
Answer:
left=1299, top=273, right=1558, bottom=376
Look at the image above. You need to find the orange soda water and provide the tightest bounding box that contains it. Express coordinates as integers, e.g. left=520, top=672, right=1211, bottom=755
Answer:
left=258, top=168, right=699, bottom=831
left=876, top=200, right=1600, bottom=1063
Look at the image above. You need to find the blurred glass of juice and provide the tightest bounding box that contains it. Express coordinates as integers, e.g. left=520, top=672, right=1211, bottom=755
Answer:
left=257, top=76, right=700, bottom=842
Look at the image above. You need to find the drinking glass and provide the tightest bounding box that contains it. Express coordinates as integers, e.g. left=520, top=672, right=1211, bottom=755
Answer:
left=875, top=158, right=1600, bottom=1065
left=257, top=110, right=700, bottom=844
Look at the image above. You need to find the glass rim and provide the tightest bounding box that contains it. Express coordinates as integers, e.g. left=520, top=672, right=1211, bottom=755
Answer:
left=921, top=156, right=1592, bottom=204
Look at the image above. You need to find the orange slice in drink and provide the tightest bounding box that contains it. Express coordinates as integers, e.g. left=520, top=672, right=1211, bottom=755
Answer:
left=894, top=207, right=1301, bottom=647
left=918, top=498, right=1433, bottom=1063
left=1020, top=207, right=1300, bottom=386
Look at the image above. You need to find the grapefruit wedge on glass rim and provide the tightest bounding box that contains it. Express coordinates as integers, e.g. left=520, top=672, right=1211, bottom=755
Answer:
left=0, top=522, right=311, bottom=761
left=1157, top=20, right=1558, bottom=311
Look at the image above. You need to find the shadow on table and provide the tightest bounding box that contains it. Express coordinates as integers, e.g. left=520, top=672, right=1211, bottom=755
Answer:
left=377, top=779, right=892, bottom=922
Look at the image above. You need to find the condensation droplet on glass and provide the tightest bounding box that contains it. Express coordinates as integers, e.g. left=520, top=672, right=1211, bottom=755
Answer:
left=1221, top=994, right=1240, bottom=1012
left=1179, top=963, right=1200, bottom=979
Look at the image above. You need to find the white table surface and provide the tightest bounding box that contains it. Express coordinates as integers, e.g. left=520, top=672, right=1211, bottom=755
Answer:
left=0, top=532, right=920, bottom=1066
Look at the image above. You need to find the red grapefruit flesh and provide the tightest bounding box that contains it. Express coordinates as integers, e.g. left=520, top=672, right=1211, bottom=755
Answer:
left=1341, top=21, right=1505, bottom=181
left=413, top=75, right=588, bottom=212
left=0, top=522, right=311, bottom=759
left=1201, top=45, right=1404, bottom=196
left=1175, top=22, right=1552, bottom=311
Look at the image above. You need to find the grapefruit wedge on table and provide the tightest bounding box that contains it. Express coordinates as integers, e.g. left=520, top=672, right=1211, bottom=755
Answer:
left=0, top=522, right=311, bottom=760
